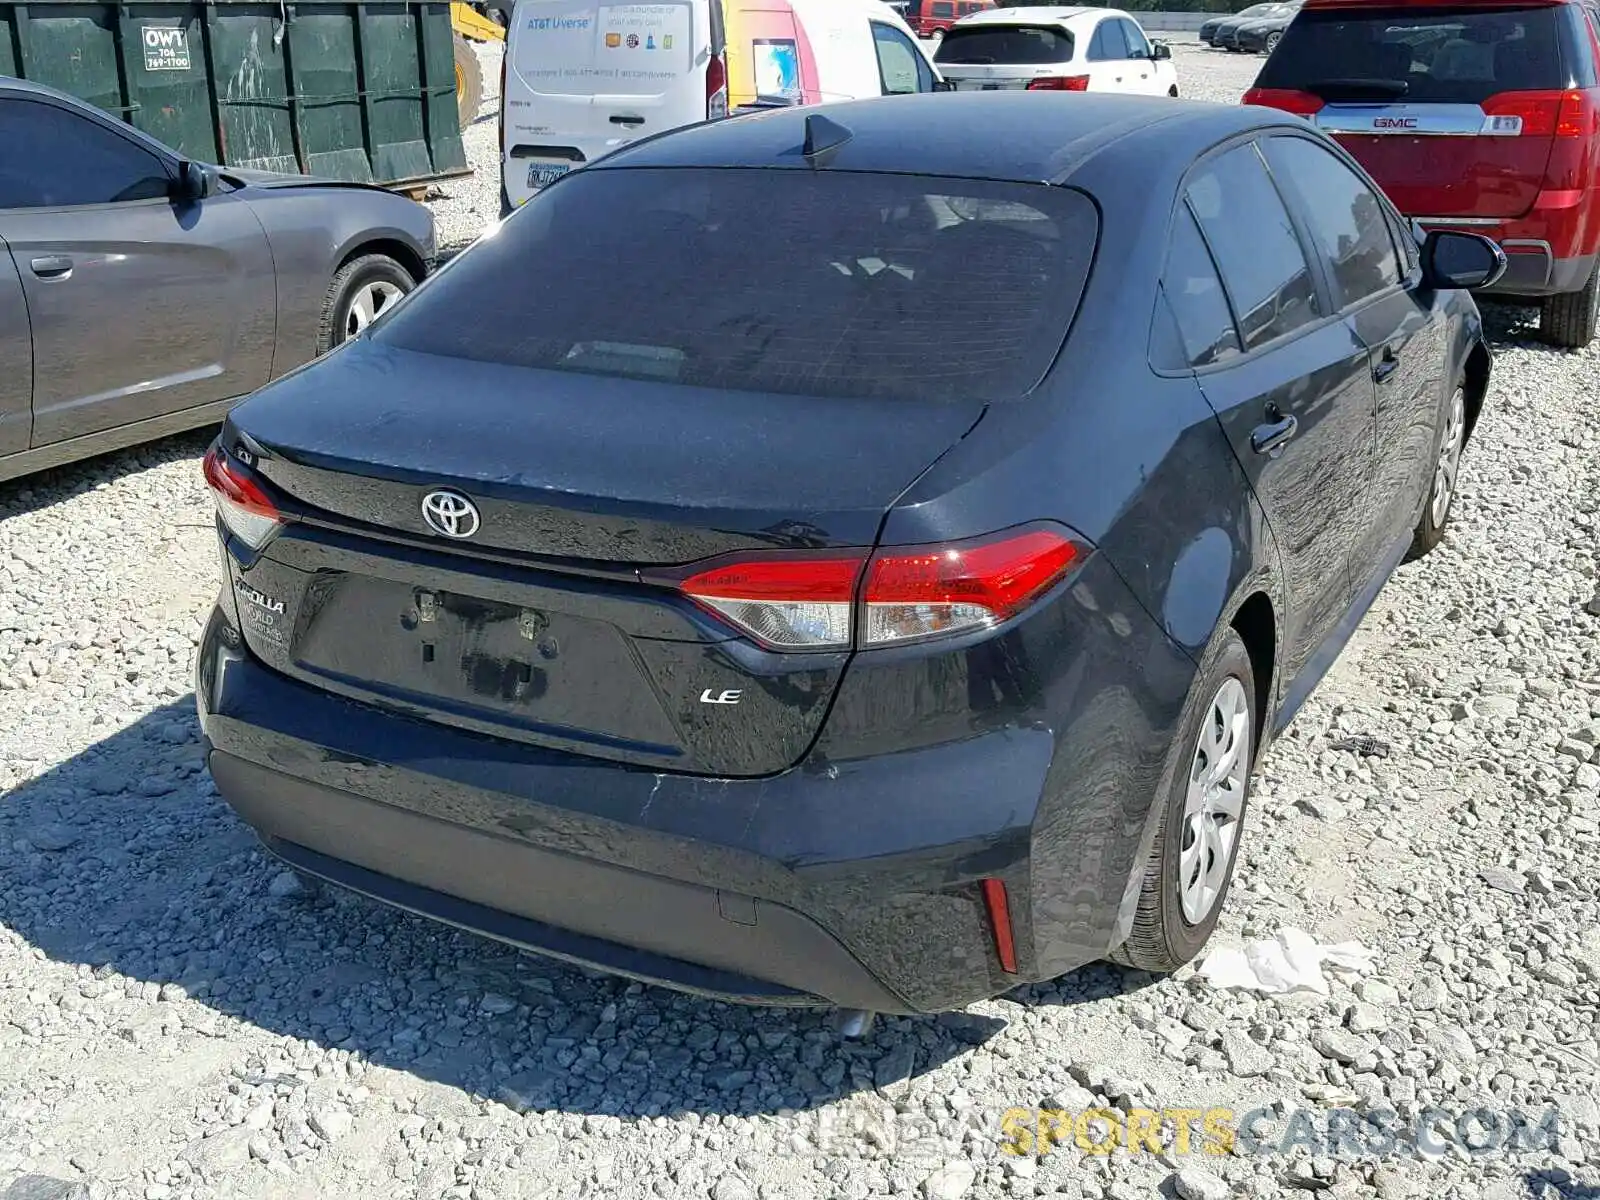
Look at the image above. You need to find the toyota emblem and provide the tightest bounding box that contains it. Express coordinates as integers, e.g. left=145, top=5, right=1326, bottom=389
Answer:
left=420, top=489, right=481, bottom=539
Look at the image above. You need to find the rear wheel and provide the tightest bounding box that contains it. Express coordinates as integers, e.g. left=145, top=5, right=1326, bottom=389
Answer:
left=928, top=27, right=944, bottom=44
left=1540, top=262, right=1600, bottom=349
left=318, top=254, right=416, bottom=354
left=1112, top=628, right=1256, bottom=972
left=1264, top=30, right=1281, bottom=52
left=454, top=34, right=484, bottom=131
left=1168, top=85, right=1179, bottom=97
left=1406, top=383, right=1466, bottom=561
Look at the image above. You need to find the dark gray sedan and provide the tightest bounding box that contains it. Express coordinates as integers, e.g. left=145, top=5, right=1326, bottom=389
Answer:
left=0, top=77, right=436, bottom=484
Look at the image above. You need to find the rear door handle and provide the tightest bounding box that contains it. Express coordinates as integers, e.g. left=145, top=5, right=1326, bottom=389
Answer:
left=1251, top=412, right=1299, bottom=455
left=1373, top=348, right=1400, bottom=384
left=609, top=115, right=645, bottom=126
left=30, top=255, right=73, bottom=280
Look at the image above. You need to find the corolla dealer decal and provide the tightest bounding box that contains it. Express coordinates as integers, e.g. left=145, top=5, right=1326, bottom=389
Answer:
left=235, top=579, right=284, bottom=615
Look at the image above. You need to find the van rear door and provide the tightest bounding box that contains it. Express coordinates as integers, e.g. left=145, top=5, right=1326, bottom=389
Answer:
left=504, top=0, right=710, bottom=207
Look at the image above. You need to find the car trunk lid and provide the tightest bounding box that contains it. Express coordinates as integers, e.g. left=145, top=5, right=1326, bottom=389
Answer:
left=218, top=340, right=986, bottom=777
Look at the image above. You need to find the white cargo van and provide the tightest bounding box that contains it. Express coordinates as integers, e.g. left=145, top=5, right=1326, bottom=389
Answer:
left=499, top=0, right=940, bottom=212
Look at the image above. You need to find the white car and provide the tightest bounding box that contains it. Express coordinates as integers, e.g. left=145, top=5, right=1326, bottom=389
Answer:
left=932, top=6, right=1178, bottom=96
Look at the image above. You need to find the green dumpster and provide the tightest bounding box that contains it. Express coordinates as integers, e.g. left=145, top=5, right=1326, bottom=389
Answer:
left=0, top=0, right=470, bottom=188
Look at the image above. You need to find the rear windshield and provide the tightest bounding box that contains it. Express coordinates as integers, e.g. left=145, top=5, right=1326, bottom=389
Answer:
left=1258, top=5, right=1565, bottom=103
left=934, top=25, right=1075, bottom=64
left=375, top=168, right=1097, bottom=403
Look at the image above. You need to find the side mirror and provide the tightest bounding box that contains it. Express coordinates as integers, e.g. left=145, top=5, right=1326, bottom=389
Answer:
left=173, top=160, right=218, bottom=203
left=932, top=78, right=957, bottom=92
left=1420, top=230, right=1507, bottom=291
left=1151, top=41, right=1172, bottom=60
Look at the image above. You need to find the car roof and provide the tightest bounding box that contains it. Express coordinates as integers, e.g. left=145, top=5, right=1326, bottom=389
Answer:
left=956, top=5, right=1110, bottom=26
left=592, top=93, right=1292, bottom=187
left=0, top=76, right=85, bottom=104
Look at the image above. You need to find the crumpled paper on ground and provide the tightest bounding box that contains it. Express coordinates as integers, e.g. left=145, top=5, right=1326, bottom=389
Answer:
left=1198, top=927, right=1376, bottom=995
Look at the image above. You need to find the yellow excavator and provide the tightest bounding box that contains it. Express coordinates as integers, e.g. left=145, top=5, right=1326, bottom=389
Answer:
left=450, top=2, right=507, bottom=129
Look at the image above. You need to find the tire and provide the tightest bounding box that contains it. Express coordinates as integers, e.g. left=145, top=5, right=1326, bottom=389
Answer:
left=1169, top=85, right=1179, bottom=98
left=1539, top=261, right=1600, bottom=349
left=454, top=34, right=484, bottom=131
left=1264, top=31, right=1281, bottom=52
left=1111, top=627, right=1256, bottom=973
left=317, top=254, right=416, bottom=354
left=1405, top=382, right=1467, bottom=561
left=928, top=27, right=944, bottom=44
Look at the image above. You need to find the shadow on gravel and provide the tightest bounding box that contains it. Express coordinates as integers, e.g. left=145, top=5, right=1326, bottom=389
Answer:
left=0, top=700, right=1140, bottom=1120
left=1527, top=1173, right=1600, bottom=1199
left=0, top=429, right=214, bottom=520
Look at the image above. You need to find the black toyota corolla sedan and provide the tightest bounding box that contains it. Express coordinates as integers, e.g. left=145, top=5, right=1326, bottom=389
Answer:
left=197, top=94, right=1497, bottom=1017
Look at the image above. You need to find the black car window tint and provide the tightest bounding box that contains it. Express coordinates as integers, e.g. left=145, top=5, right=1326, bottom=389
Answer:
left=1186, top=144, right=1323, bottom=351
left=1157, top=204, right=1242, bottom=370
left=1089, top=20, right=1127, bottom=61
left=1121, top=19, right=1151, bottom=58
left=375, top=169, right=1101, bottom=404
left=935, top=26, right=1075, bottom=65
left=0, top=98, right=170, bottom=210
left=1261, top=135, right=1402, bottom=310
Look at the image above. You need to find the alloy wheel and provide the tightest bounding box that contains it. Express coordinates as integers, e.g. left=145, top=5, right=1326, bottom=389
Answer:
left=341, top=280, right=406, bottom=343
left=1178, top=676, right=1251, bottom=924
left=1431, top=388, right=1466, bottom=528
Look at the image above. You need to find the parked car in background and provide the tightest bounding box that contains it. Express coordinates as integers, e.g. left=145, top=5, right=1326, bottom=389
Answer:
left=1214, top=1, right=1299, bottom=49
left=1232, top=0, right=1303, bottom=52
left=200, top=92, right=1496, bottom=1018
left=0, top=78, right=434, bottom=485
left=1245, top=0, right=1600, bottom=347
left=1200, top=2, right=1279, bottom=45
left=934, top=6, right=1178, bottom=95
left=905, top=0, right=995, bottom=41
left=499, top=0, right=941, bottom=213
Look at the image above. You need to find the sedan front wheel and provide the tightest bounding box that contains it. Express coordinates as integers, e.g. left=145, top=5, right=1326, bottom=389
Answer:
left=318, top=253, right=416, bottom=353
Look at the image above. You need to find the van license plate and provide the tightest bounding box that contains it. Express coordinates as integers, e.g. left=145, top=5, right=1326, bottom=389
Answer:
left=528, top=162, right=571, bottom=189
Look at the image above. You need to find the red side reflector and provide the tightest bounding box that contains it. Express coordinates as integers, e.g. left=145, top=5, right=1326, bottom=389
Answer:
left=1242, top=87, right=1324, bottom=116
left=981, top=879, right=1018, bottom=974
left=1028, top=75, right=1089, bottom=91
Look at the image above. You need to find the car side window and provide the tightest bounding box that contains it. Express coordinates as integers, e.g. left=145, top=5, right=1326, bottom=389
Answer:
left=872, top=22, right=934, bottom=94
left=1120, top=18, right=1152, bottom=59
left=931, top=1, right=954, bottom=19
left=1089, top=19, right=1129, bottom=61
left=1186, top=143, right=1323, bottom=351
left=0, top=98, right=171, bottom=210
left=1155, top=205, right=1242, bottom=370
left=1260, top=135, right=1402, bottom=310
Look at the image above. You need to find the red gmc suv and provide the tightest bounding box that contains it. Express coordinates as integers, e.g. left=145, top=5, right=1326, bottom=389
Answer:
left=1246, top=0, right=1600, bottom=347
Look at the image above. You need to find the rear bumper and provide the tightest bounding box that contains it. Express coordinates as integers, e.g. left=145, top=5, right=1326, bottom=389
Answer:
left=198, top=609, right=1097, bottom=1013
left=196, top=542, right=1198, bottom=1013
left=1412, top=220, right=1597, bottom=298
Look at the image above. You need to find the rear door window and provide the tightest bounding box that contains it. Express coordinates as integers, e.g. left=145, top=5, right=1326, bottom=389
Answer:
left=934, top=24, right=1075, bottom=64
left=1257, top=5, right=1565, bottom=103
left=376, top=169, right=1100, bottom=403
left=1155, top=206, right=1242, bottom=370
left=1089, top=19, right=1131, bottom=61
left=1186, top=144, right=1323, bottom=351
left=1261, top=135, right=1403, bottom=309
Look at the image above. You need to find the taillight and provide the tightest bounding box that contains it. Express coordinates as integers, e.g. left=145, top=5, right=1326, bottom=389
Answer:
left=1242, top=86, right=1324, bottom=116
left=674, top=526, right=1085, bottom=651
left=707, top=51, right=728, bottom=119
left=1482, top=89, right=1591, bottom=138
left=680, top=555, right=860, bottom=650
left=1028, top=75, right=1089, bottom=91
left=203, top=445, right=284, bottom=551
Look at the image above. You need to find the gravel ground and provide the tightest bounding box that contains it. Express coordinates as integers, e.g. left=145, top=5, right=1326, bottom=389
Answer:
left=3, top=40, right=1599, bottom=1200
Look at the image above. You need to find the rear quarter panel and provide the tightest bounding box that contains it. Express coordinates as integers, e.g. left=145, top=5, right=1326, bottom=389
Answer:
left=242, top=187, right=433, bottom=376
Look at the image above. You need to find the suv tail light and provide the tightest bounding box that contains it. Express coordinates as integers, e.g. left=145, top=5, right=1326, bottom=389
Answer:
left=707, top=51, right=729, bottom=119
left=1242, top=86, right=1324, bottom=116
left=1028, top=75, right=1089, bottom=91
left=203, top=445, right=283, bottom=551
left=1483, top=89, right=1591, bottom=137
left=674, top=526, right=1086, bottom=651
